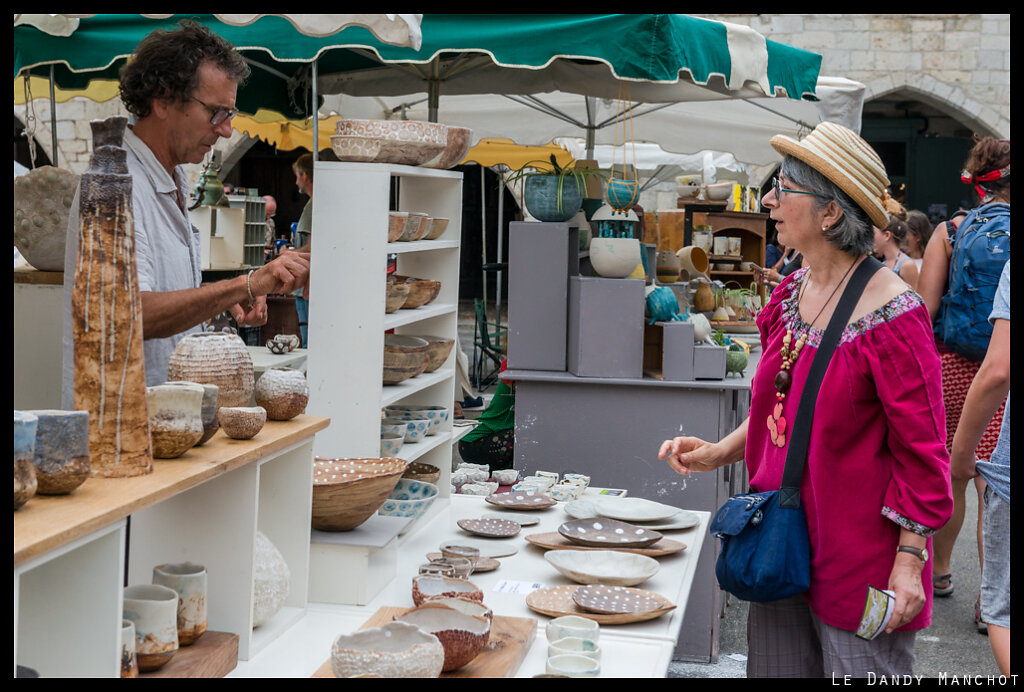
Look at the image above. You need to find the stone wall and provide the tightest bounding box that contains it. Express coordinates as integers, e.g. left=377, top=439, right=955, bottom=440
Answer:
left=699, top=13, right=1010, bottom=139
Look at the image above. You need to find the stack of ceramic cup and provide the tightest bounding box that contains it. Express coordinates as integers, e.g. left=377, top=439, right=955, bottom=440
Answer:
left=544, top=616, right=601, bottom=677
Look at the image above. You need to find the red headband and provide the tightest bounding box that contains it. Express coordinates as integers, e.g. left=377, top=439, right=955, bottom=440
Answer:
left=961, top=163, right=1010, bottom=198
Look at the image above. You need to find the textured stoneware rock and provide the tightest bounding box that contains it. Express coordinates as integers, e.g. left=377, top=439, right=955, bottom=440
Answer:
left=121, top=619, right=139, bottom=678
left=14, top=411, right=38, bottom=510
left=13, top=165, right=80, bottom=270
left=25, top=409, right=90, bottom=494
left=123, top=584, right=179, bottom=672
left=146, top=383, right=204, bottom=458
left=254, top=367, right=309, bottom=421
left=73, top=116, right=152, bottom=478
left=394, top=603, right=491, bottom=671
left=331, top=621, right=444, bottom=678
left=152, top=562, right=207, bottom=646
left=312, top=457, right=409, bottom=531
left=167, top=331, right=255, bottom=409
left=252, top=531, right=290, bottom=627
left=217, top=406, right=266, bottom=440
left=411, top=576, right=483, bottom=607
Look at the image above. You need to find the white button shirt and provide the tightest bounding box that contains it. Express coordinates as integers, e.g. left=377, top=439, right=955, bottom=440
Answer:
left=62, top=127, right=204, bottom=407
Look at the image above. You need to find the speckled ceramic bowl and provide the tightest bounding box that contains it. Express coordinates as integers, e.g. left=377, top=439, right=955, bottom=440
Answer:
left=331, top=621, right=444, bottom=678
left=216, top=406, right=266, bottom=440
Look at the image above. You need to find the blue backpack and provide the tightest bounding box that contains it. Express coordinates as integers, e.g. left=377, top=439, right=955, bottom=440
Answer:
left=936, top=202, right=1010, bottom=361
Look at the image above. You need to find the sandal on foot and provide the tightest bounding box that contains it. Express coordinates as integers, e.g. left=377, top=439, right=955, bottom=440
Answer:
left=975, top=597, right=988, bottom=635
left=933, top=572, right=954, bottom=597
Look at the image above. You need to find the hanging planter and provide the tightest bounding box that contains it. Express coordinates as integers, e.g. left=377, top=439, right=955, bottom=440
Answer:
left=506, top=155, right=604, bottom=223
left=606, top=177, right=640, bottom=211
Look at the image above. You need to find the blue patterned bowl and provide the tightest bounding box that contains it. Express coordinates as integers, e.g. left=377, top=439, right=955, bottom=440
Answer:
left=383, top=417, right=430, bottom=443
left=384, top=406, right=450, bottom=436
left=378, top=479, right=439, bottom=523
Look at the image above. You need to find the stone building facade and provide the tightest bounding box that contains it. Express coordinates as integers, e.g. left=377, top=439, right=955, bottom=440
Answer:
left=15, top=14, right=1011, bottom=186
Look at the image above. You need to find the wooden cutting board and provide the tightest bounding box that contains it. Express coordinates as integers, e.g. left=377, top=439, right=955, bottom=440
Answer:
left=313, top=606, right=536, bottom=678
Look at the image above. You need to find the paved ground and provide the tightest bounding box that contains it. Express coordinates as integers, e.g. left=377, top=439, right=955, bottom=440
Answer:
left=668, top=481, right=999, bottom=679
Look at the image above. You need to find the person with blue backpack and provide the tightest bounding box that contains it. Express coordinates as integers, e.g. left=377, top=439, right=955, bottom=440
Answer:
left=918, top=136, right=1009, bottom=631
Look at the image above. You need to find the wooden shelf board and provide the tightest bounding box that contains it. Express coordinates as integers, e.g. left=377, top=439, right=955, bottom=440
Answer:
left=140, top=630, right=238, bottom=678
left=14, top=415, right=330, bottom=566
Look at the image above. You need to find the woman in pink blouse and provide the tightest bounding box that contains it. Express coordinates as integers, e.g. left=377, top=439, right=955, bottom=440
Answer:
left=660, top=123, right=952, bottom=678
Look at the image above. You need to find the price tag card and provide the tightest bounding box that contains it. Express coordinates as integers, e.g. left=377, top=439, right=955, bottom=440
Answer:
left=492, top=580, right=546, bottom=595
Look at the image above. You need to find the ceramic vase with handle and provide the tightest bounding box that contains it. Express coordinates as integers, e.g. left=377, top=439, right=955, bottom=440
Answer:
left=72, top=116, right=152, bottom=478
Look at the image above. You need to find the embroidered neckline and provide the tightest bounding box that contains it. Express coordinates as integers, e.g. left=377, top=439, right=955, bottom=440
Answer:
left=780, top=268, right=923, bottom=348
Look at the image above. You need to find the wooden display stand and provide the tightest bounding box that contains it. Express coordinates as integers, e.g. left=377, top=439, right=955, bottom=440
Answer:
left=140, top=631, right=239, bottom=678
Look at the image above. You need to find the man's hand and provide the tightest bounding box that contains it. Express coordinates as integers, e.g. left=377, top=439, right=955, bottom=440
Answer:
left=230, top=295, right=268, bottom=327
left=250, top=250, right=310, bottom=297
left=885, top=552, right=926, bottom=633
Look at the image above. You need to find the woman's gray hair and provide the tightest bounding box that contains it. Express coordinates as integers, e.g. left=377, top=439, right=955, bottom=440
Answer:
left=780, top=156, right=875, bottom=256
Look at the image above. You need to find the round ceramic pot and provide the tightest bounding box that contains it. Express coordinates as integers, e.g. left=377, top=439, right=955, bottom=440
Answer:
left=645, top=285, right=681, bottom=323
left=253, top=531, right=290, bottom=628
left=167, top=331, right=254, bottom=409
left=121, top=619, right=139, bottom=678
left=589, top=237, right=642, bottom=278
left=524, top=175, right=584, bottom=223
left=123, top=584, right=179, bottom=672
left=146, top=383, right=204, bottom=459
left=153, top=562, right=208, bottom=646
left=217, top=406, right=267, bottom=440
left=254, top=367, right=309, bottom=421
left=655, top=249, right=682, bottom=283
left=606, top=177, right=640, bottom=211
left=14, top=411, right=39, bottom=511
left=25, top=409, right=90, bottom=495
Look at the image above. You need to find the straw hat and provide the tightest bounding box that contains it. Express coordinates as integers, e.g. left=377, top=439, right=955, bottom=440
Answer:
left=771, top=122, right=891, bottom=228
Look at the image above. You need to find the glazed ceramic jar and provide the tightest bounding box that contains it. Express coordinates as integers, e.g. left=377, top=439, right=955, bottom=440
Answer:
left=146, top=383, right=204, bottom=459
left=254, top=367, right=309, bottom=421
left=25, top=409, right=90, bottom=495
left=14, top=411, right=38, bottom=510
left=167, top=331, right=254, bottom=409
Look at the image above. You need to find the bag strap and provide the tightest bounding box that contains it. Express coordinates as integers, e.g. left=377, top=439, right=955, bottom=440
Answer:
left=779, top=256, right=883, bottom=508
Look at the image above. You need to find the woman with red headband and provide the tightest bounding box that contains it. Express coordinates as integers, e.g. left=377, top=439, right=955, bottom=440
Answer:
left=918, top=136, right=1010, bottom=631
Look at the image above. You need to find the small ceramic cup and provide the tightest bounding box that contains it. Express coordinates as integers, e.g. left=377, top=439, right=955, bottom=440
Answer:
left=121, top=619, right=139, bottom=678
left=491, top=469, right=519, bottom=486
left=430, top=556, right=473, bottom=579
left=545, top=615, right=600, bottom=644
left=419, top=562, right=456, bottom=578
left=440, top=544, right=480, bottom=569
left=217, top=406, right=267, bottom=440
left=146, top=383, right=204, bottom=458
left=548, top=636, right=601, bottom=661
left=546, top=653, right=600, bottom=678
left=123, top=584, right=179, bottom=672
left=152, top=562, right=207, bottom=646
left=193, top=383, right=220, bottom=445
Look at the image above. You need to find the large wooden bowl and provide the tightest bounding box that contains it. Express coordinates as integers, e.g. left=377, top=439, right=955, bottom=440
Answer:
left=312, top=457, right=410, bottom=531
left=383, top=335, right=430, bottom=385
left=393, top=275, right=442, bottom=309
left=385, top=281, right=411, bottom=313
left=406, top=335, right=455, bottom=372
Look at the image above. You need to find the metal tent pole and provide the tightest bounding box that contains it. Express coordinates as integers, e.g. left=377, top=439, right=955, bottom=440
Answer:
left=49, top=65, right=58, bottom=167
left=311, top=59, right=319, bottom=159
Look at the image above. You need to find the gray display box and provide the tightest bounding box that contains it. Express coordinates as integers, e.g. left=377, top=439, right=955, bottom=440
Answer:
left=643, top=320, right=695, bottom=381
left=507, top=222, right=577, bottom=372
left=567, top=276, right=645, bottom=378
left=693, top=343, right=727, bottom=380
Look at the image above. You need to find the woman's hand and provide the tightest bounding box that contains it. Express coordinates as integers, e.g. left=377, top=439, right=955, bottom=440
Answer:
left=658, top=436, right=725, bottom=475
left=885, top=552, right=927, bottom=633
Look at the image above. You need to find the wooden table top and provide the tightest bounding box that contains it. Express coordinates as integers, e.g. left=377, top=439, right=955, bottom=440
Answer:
left=14, top=414, right=330, bottom=567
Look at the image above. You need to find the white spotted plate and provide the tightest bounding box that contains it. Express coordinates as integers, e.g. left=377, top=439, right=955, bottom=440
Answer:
left=557, top=518, right=663, bottom=549
left=571, top=584, right=674, bottom=615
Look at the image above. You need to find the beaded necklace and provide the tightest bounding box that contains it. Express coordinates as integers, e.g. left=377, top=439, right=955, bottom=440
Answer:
left=767, top=257, right=860, bottom=448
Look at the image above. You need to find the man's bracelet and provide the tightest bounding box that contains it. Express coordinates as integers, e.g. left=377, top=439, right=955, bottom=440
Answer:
left=246, top=269, right=256, bottom=309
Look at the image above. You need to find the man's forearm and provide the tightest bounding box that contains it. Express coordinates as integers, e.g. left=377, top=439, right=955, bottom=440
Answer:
left=140, top=274, right=248, bottom=339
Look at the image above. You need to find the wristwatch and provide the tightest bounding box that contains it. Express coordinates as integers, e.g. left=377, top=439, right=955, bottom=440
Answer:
left=896, top=545, right=928, bottom=563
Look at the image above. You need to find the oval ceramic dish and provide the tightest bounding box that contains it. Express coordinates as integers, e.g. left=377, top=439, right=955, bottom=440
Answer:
left=426, top=553, right=501, bottom=573
left=558, top=518, right=664, bottom=549
left=377, top=479, right=438, bottom=524
left=484, top=491, right=557, bottom=510
left=481, top=512, right=540, bottom=527
left=523, top=532, right=687, bottom=558
left=544, top=549, right=660, bottom=587
left=457, top=517, right=522, bottom=538
left=571, top=585, right=675, bottom=616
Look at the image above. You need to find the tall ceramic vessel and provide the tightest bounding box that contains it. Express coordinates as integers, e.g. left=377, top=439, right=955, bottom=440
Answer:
left=72, top=116, right=152, bottom=477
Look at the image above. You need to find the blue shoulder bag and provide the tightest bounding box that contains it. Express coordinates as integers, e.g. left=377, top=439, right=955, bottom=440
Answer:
left=709, top=257, right=882, bottom=602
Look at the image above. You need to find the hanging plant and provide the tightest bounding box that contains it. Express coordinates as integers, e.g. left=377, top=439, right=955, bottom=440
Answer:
left=506, top=155, right=608, bottom=222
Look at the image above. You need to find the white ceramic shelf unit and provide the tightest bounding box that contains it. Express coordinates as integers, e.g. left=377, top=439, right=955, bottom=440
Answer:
left=307, top=161, right=463, bottom=493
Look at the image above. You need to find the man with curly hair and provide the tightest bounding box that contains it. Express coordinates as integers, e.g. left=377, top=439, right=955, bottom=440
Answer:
left=62, top=20, right=311, bottom=397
